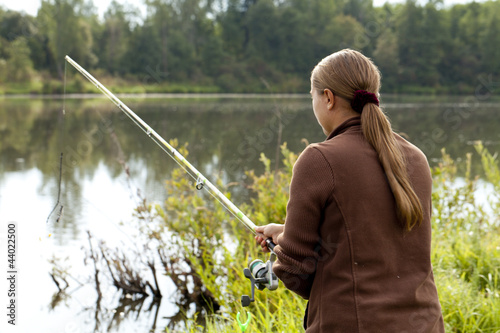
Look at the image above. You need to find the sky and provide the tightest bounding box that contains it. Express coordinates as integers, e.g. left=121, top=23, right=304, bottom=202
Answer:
left=0, top=0, right=144, bottom=17
left=0, top=0, right=488, bottom=18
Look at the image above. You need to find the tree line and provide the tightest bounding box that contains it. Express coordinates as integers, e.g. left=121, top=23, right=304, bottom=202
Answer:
left=0, top=0, right=499, bottom=94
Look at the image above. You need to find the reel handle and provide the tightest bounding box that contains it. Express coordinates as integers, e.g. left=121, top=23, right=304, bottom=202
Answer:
left=241, top=268, right=256, bottom=307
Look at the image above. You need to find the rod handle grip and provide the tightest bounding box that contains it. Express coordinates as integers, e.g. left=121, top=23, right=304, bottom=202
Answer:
left=265, top=238, right=276, bottom=251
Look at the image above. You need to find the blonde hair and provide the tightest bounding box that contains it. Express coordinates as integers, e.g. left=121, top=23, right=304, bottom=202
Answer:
left=311, top=49, right=423, bottom=231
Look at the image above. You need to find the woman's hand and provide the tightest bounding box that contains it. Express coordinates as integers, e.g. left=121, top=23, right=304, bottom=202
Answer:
left=254, top=223, right=284, bottom=253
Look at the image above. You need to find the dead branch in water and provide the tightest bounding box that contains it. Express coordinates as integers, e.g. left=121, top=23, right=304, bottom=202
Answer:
left=100, top=243, right=149, bottom=296
left=146, top=259, right=162, bottom=298
left=157, top=246, right=219, bottom=312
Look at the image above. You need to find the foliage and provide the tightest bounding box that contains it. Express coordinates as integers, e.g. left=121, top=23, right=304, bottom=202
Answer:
left=431, top=145, right=500, bottom=332
left=138, top=141, right=500, bottom=332
left=244, top=145, right=296, bottom=226
left=1, top=0, right=500, bottom=93
left=141, top=141, right=305, bottom=332
left=36, top=0, right=98, bottom=78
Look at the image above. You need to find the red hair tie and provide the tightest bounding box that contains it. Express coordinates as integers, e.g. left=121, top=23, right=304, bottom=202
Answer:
left=351, top=90, right=379, bottom=113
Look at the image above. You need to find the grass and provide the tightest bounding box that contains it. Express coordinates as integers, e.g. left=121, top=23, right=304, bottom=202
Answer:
left=148, top=141, right=500, bottom=332
left=431, top=144, right=500, bottom=332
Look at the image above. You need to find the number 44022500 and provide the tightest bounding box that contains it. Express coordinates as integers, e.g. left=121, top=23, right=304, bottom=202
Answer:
left=7, top=224, right=16, bottom=267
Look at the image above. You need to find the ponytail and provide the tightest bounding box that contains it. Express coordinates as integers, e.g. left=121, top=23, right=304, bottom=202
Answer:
left=312, top=49, right=424, bottom=231
left=361, top=104, right=423, bottom=231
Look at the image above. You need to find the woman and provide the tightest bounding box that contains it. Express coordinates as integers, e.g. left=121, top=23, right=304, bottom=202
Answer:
left=255, top=49, right=444, bottom=332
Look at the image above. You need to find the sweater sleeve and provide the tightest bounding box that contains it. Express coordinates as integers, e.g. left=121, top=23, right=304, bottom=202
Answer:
left=273, top=145, right=334, bottom=299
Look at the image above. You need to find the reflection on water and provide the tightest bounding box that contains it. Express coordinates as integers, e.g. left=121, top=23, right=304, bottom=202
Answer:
left=0, top=95, right=499, bottom=332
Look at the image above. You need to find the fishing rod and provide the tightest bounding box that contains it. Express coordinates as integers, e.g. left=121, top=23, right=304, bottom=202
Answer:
left=64, top=55, right=278, bottom=310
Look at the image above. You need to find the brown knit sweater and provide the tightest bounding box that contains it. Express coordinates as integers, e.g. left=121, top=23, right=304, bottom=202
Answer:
left=273, top=117, right=444, bottom=332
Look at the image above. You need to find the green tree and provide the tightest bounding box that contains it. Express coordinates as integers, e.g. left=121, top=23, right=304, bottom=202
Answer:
left=37, top=0, right=97, bottom=78
left=144, top=0, right=175, bottom=77
left=0, top=9, right=48, bottom=72
left=0, top=0, right=499, bottom=93
left=217, top=0, right=248, bottom=57
left=122, top=23, right=161, bottom=78
left=0, top=10, right=35, bottom=41
left=134, top=0, right=215, bottom=82
left=318, top=14, right=366, bottom=56
left=244, top=0, right=280, bottom=63
left=274, top=3, right=315, bottom=75
left=174, top=0, right=219, bottom=80
left=2, top=37, right=35, bottom=82
left=418, top=1, right=446, bottom=87
left=373, top=27, right=399, bottom=91
left=479, top=1, right=500, bottom=74
left=0, top=37, right=7, bottom=83
left=395, top=0, right=424, bottom=85
left=95, top=1, right=133, bottom=74
left=341, top=0, right=374, bottom=24
left=451, top=2, right=482, bottom=84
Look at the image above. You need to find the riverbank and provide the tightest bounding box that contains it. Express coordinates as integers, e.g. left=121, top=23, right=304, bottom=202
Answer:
left=2, top=92, right=500, bottom=108
left=0, top=92, right=310, bottom=100
left=0, top=75, right=488, bottom=97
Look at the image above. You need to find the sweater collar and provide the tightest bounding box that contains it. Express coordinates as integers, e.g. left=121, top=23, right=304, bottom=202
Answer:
left=326, top=116, right=361, bottom=141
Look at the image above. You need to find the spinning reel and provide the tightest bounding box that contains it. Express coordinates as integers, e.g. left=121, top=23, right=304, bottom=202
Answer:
left=241, top=239, right=279, bottom=307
